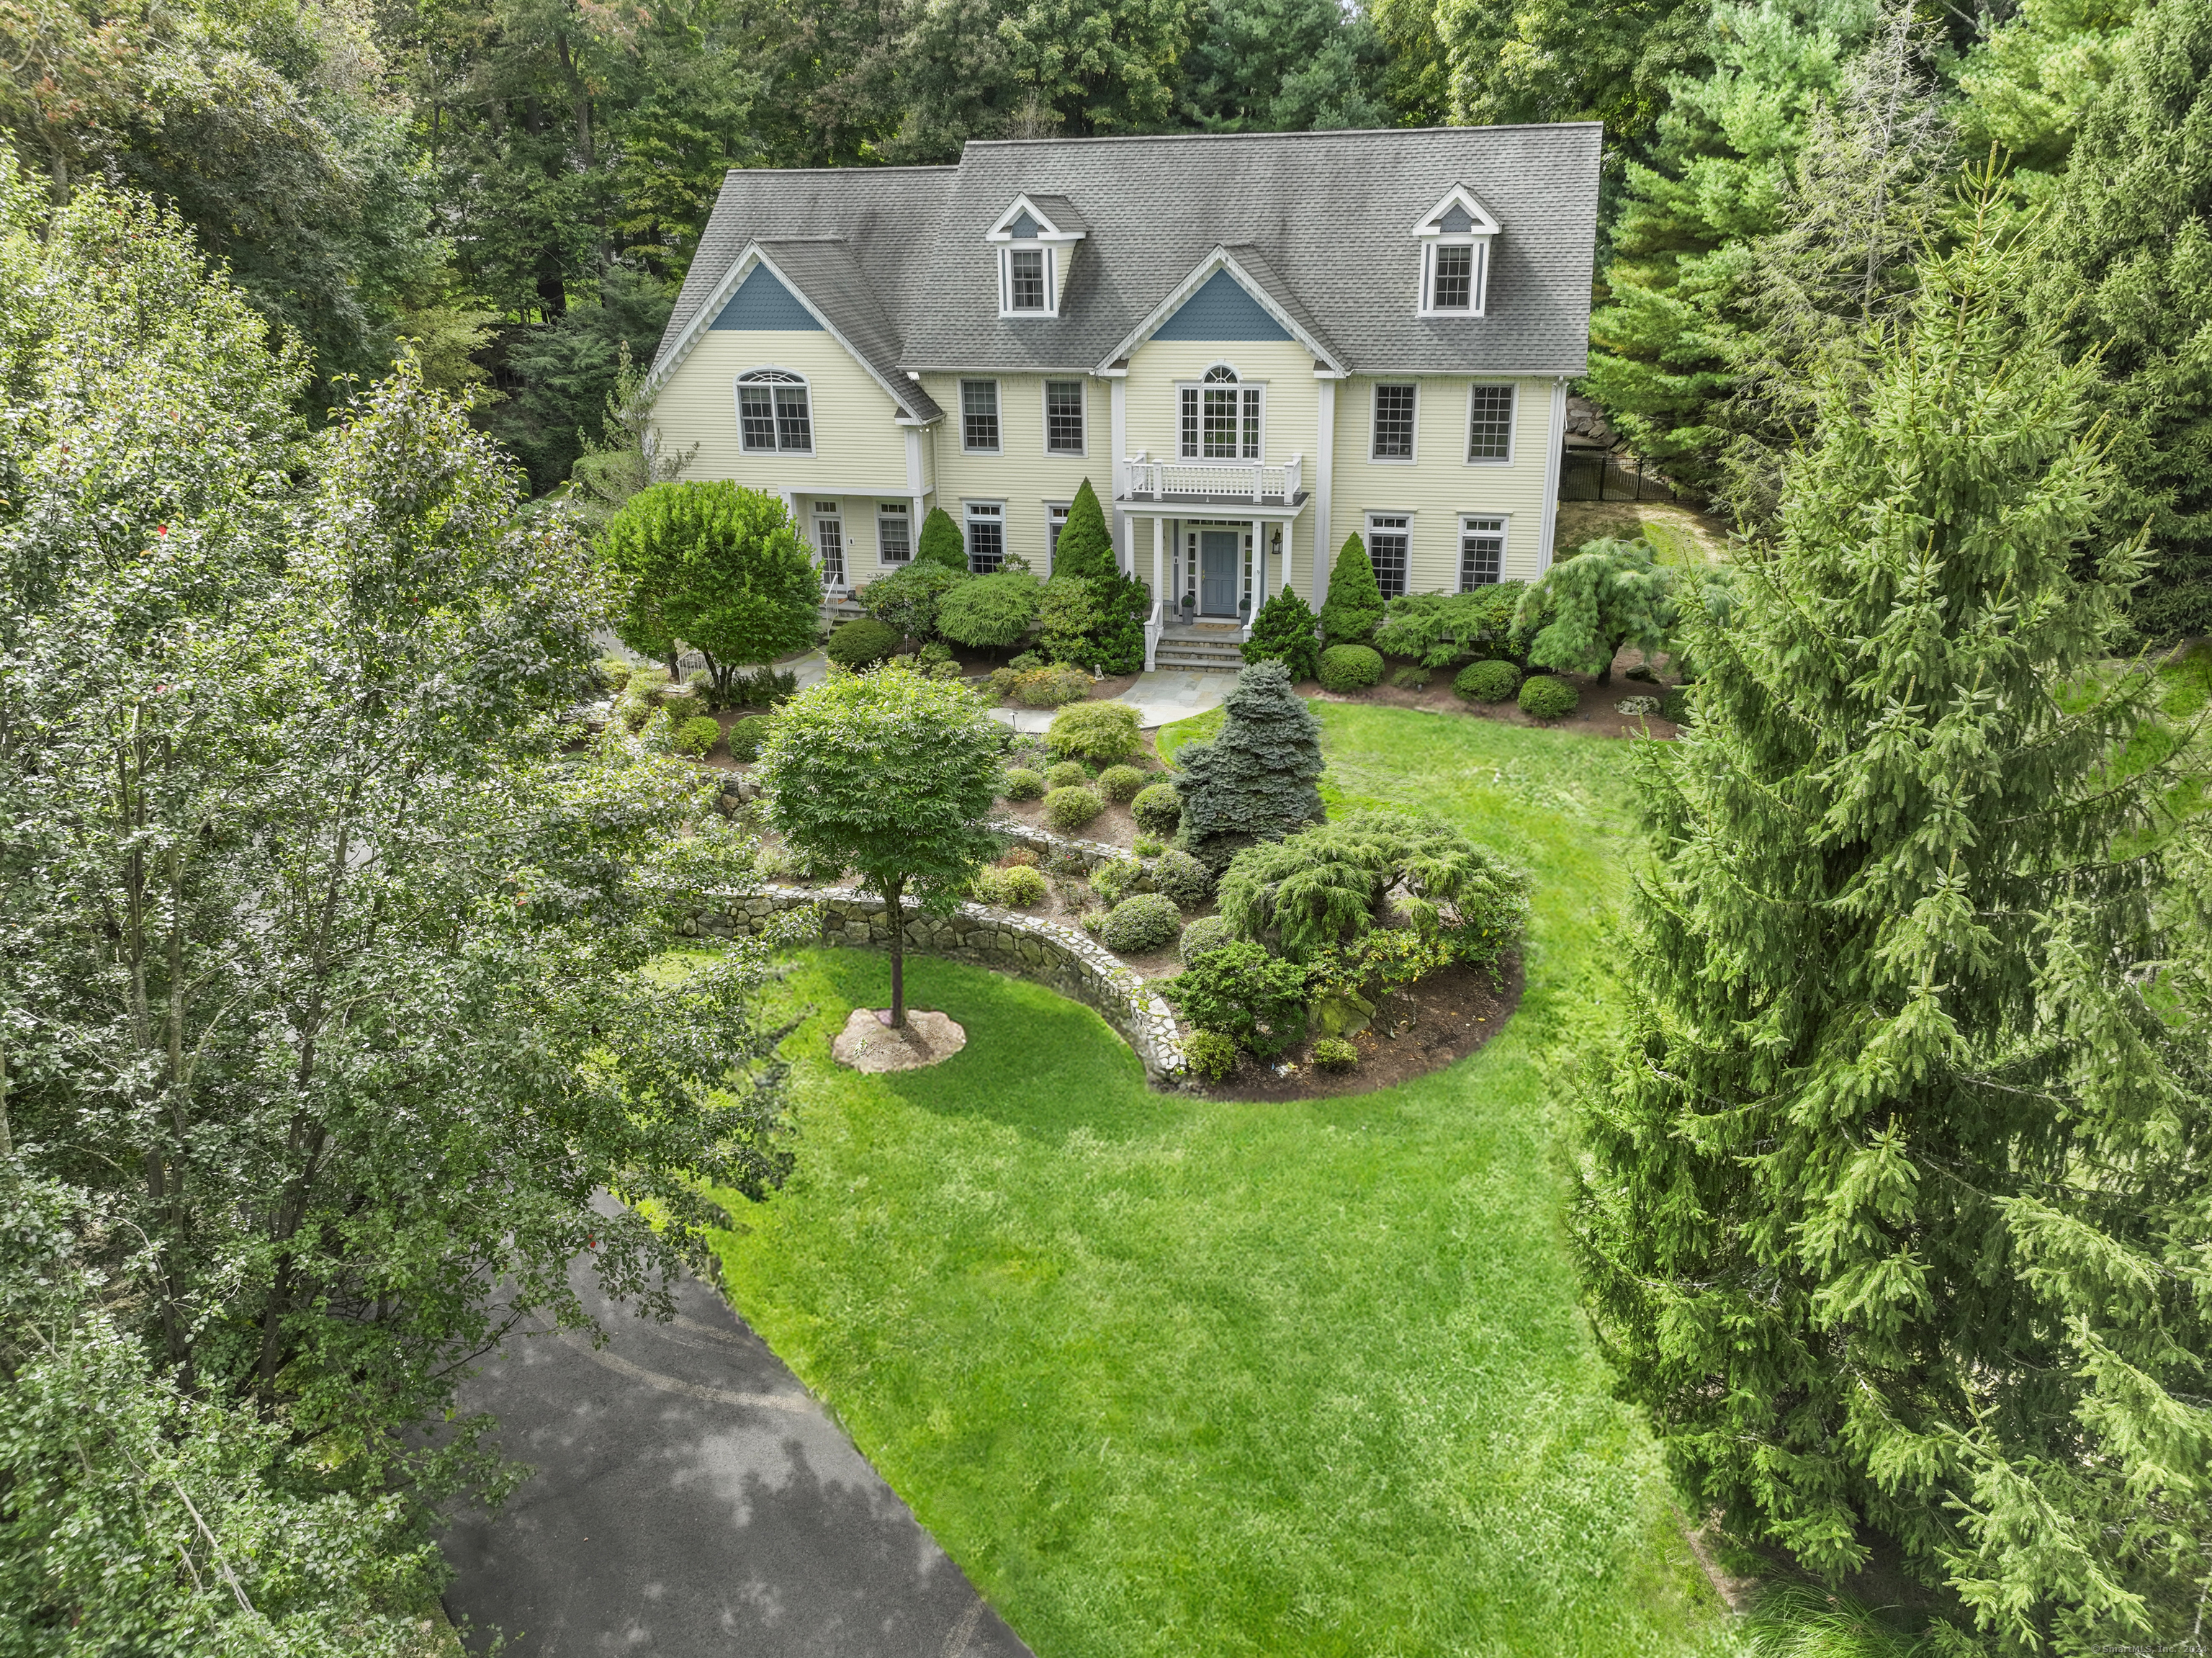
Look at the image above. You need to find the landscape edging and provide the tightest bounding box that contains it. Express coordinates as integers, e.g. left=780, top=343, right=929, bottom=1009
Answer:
left=688, top=884, right=1187, bottom=1084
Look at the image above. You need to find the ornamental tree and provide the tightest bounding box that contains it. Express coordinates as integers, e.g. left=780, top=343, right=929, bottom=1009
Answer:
left=598, top=480, right=822, bottom=700
left=1175, top=659, right=1324, bottom=867
left=1573, top=189, right=2212, bottom=1649
left=1241, top=588, right=1321, bottom=680
left=1318, top=534, right=1385, bottom=645
left=1050, top=478, right=1116, bottom=583
left=755, top=663, right=1004, bottom=1026
left=1511, top=537, right=1673, bottom=684
left=916, top=505, right=968, bottom=573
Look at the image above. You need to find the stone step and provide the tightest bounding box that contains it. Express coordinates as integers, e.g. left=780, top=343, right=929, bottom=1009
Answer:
left=1154, top=648, right=1246, bottom=671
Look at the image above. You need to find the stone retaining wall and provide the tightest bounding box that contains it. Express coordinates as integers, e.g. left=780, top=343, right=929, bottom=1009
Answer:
left=689, top=884, right=1186, bottom=1083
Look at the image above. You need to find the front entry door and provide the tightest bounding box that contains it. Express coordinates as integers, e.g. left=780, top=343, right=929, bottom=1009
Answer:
left=1199, top=529, right=1240, bottom=615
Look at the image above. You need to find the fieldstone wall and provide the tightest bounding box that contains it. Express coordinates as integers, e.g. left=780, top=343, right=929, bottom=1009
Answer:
left=688, top=884, right=1186, bottom=1084
left=984, top=817, right=1136, bottom=875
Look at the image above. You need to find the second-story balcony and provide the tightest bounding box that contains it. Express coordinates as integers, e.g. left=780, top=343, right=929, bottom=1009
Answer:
left=1118, top=452, right=1305, bottom=509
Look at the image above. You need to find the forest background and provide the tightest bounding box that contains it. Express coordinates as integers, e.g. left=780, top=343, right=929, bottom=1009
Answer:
left=2, top=0, right=2174, bottom=570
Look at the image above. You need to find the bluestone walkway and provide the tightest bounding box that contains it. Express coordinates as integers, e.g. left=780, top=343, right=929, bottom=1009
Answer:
left=441, top=1234, right=1031, bottom=1657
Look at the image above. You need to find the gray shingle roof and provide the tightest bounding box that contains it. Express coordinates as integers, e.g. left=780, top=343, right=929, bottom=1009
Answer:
left=656, top=125, right=1600, bottom=395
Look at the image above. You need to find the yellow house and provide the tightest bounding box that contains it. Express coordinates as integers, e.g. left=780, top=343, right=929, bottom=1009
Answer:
left=645, top=125, right=1601, bottom=670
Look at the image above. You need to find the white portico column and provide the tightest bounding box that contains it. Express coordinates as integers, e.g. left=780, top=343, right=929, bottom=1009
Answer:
left=1152, top=514, right=1164, bottom=611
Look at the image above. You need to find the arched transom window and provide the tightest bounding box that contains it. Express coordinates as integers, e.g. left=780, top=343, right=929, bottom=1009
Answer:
left=1181, top=364, right=1262, bottom=460
left=737, top=369, right=812, bottom=453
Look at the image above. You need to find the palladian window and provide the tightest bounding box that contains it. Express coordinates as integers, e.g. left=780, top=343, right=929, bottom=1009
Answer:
left=737, top=369, right=812, bottom=454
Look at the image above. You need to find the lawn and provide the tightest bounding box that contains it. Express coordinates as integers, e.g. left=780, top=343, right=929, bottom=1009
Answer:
left=706, top=703, right=1730, bottom=1657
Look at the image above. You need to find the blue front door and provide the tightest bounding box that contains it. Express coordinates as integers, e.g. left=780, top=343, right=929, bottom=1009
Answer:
left=1200, top=529, right=1240, bottom=615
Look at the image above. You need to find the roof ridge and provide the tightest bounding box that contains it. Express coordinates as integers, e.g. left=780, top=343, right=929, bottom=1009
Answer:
left=961, top=122, right=1604, bottom=149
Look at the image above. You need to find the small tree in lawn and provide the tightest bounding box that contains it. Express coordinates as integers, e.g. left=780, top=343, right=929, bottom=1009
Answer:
left=599, top=481, right=822, bottom=699
left=916, top=506, right=968, bottom=573
left=1175, top=660, right=1324, bottom=868
left=1318, top=534, right=1385, bottom=645
left=756, top=663, right=1004, bottom=1028
left=1511, top=537, right=1673, bottom=684
left=1241, top=588, right=1321, bottom=680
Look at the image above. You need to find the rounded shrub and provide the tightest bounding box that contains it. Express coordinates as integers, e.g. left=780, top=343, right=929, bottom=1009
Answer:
left=1518, top=674, right=1578, bottom=722
left=972, top=864, right=1047, bottom=907
left=617, top=695, right=655, bottom=732
left=672, top=715, right=723, bottom=758
left=1043, top=785, right=1103, bottom=831
left=1184, top=1029, right=1238, bottom=1082
left=1151, top=848, right=1214, bottom=910
left=1317, top=644, right=1385, bottom=692
left=1096, top=763, right=1146, bottom=803
left=1001, top=766, right=1046, bottom=801
left=1455, top=659, right=1522, bottom=703
left=1177, top=914, right=1238, bottom=961
left=1046, top=699, right=1142, bottom=764
left=599, top=658, right=634, bottom=691
left=1100, top=892, right=1182, bottom=954
left=1044, top=761, right=1088, bottom=791
left=827, top=617, right=902, bottom=670
left=1311, top=1036, right=1359, bottom=1073
left=725, top=715, right=776, bottom=762
left=1130, top=781, right=1182, bottom=838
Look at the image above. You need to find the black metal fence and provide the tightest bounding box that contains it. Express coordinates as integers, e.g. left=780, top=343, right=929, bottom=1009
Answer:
left=1560, top=447, right=1683, bottom=504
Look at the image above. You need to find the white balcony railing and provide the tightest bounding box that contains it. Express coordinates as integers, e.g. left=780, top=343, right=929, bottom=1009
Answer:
left=1122, top=452, right=1303, bottom=504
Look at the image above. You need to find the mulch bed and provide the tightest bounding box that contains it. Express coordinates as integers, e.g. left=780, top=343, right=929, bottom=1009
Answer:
left=1195, top=954, right=1524, bottom=1101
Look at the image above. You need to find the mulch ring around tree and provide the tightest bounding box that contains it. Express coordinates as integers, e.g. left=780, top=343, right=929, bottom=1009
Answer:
left=1194, top=955, right=1524, bottom=1102
left=831, top=1007, right=968, bottom=1072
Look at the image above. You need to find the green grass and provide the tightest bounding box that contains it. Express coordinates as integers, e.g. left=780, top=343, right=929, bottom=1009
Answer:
left=707, top=704, right=1730, bottom=1657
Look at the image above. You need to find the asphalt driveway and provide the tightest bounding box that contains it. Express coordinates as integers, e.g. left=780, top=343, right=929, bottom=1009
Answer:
left=441, top=1240, right=1032, bottom=1657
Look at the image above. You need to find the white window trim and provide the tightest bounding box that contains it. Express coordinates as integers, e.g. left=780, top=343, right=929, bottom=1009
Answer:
left=811, top=503, right=846, bottom=583
left=1457, top=512, right=1511, bottom=589
left=1369, top=381, right=1420, bottom=465
left=1418, top=239, right=1490, bottom=318
left=1045, top=500, right=1072, bottom=570
left=1363, top=510, right=1414, bottom=599
left=961, top=378, right=1003, bottom=454
left=734, top=367, right=814, bottom=456
left=1465, top=382, right=1518, bottom=466
left=962, top=498, right=1008, bottom=573
left=1174, top=372, right=1267, bottom=462
left=1041, top=379, right=1087, bottom=457
left=999, top=244, right=1058, bottom=319
left=876, top=500, right=912, bottom=565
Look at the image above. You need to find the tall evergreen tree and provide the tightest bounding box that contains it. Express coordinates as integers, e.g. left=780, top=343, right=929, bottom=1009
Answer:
left=1318, top=534, right=1385, bottom=645
left=1050, top=478, right=1115, bottom=583
left=1574, top=187, right=2211, bottom=1649
left=2036, top=0, right=2212, bottom=640
left=1175, top=660, right=1325, bottom=868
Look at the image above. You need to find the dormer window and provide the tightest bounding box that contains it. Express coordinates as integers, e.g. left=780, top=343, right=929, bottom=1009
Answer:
left=989, top=194, right=1085, bottom=320
left=1413, top=187, right=1500, bottom=318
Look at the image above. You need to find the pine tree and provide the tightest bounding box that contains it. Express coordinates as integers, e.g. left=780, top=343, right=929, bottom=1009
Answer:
left=1175, top=660, right=1325, bottom=867
left=1511, top=538, right=1675, bottom=684
left=1573, top=185, right=2212, bottom=1650
left=1318, top=534, right=1385, bottom=645
left=917, top=506, right=968, bottom=573
left=2037, top=0, right=2212, bottom=640
left=1242, top=588, right=1322, bottom=680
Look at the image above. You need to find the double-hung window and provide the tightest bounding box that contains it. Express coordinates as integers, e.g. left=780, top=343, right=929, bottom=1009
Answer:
left=1007, top=248, right=1048, bottom=311
left=1365, top=514, right=1411, bottom=599
left=1460, top=516, right=1506, bottom=588
left=1047, top=503, right=1071, bottom=564
left=737, top=369, right=811, bottom=454
left=1045, top=380, right=1086, bottom=454
left=876, top=501, right=912, bottom=565
left=962, top=380, right=1001, bottom=452
left=1467, top=385, right=1514, bottom=462
left=1372, top=384, right=1417, bottom=461
left=965, top=501, right=1004, bottom=573
left=1179, top=365, right=1262, bottom=461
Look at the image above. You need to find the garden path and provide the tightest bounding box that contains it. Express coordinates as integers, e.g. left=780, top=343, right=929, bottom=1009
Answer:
left=440, top=1198, right=1032, bottom=1658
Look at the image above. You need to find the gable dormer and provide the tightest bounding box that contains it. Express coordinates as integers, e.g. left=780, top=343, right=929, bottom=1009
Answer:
left=1412, top=185, right=1500, bottom=318
left=988, top=194, right=1085, bottom=318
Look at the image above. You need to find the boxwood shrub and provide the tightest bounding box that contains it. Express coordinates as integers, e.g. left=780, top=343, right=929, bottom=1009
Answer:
left=1100, top=892, right=1182, bottom=954
left=1151, top=848, right=1214, bottom=910
left=1317, top=644, right=1384, bottom=692
left=1518, top=674, right=1578, bottom=722
left=1177, top=914, right=1238, bottom=961
left=827, top=617, right=902, bottom=669
left=1311, top=1036, right=1359, bottom=1073
left=1130, top=781, right=1182, bottom=837
left=725, top=714, right=775, bottom=762
left=672, top=715, right=723, bottom=758
left=1043, top=785, right=1103, bottom=830
left=1045, top=761, right=1088, bottom=791
left=1001, top=766, right=1046, bottom=801
left=972, top=864, right=1047, bottom=907
left=1096, top=763, right=1147, bottom=802
left=1183, top=1029, right=1238, bottom=1082
left=1455, top=659, right=1522, bottom=703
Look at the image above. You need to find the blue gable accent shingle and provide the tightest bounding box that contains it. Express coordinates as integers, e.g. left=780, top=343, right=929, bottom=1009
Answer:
left=710, top=263, right=823, bottom=331
left=1150, top=269, right=1292, bottom=344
